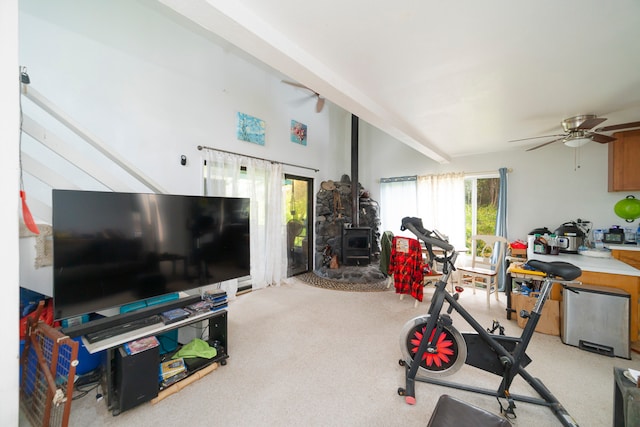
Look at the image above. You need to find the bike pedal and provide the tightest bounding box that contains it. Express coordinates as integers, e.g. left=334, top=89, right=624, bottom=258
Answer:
left=497, top=396, right=517, bottom=419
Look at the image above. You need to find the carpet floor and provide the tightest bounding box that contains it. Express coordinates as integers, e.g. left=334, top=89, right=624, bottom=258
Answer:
left=42, top=278, right=639, bottom=427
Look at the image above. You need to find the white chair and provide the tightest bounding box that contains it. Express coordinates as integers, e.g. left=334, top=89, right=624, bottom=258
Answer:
left=457, top=235, right=508, bottom=306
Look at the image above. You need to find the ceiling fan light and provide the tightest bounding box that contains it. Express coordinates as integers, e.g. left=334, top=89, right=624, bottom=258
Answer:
left=564, top=136, right=591, bottom=148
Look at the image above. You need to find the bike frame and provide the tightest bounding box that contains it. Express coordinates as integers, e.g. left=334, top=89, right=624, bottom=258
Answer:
left=401, top=253, right=580, bottom=427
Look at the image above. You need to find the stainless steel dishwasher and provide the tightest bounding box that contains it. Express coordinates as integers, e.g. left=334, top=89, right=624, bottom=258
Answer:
left=561, top=283, right=631, bottom=359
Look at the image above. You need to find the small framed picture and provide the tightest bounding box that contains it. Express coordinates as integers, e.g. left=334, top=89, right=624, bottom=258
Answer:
left=290, top=120, right=307, bottom=145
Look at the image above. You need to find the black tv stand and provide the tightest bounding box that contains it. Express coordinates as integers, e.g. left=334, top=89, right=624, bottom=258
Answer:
left=81, top=307, right=228, bottom=415
left=61, top=294, right=203, bottom=338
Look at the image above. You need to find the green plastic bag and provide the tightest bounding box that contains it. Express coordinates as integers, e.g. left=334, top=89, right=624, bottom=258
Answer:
left=172, top=338, right=217, bottom=359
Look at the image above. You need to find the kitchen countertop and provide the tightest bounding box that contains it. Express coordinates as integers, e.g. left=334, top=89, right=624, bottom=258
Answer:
left=527, top=252, right=640, bottom=277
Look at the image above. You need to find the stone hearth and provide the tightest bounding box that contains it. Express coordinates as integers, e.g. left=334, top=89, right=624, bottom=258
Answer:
left=314, top=264, right=387, bottom=283
left=314, top=175, right=383, bottom=281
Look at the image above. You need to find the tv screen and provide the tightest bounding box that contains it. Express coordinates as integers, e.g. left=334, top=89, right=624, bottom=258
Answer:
left=52, top=190, right=250, bottom=320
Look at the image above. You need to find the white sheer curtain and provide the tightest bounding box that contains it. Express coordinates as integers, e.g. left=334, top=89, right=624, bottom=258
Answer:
left=416, top=173, right=466, bottom=250
left=379, top=177, right=417, bottom=236
left=203, top=150, right=286, bottom=298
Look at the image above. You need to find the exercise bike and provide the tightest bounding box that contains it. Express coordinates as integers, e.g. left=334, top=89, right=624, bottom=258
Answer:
left=396, top=217, right=582, bottom=427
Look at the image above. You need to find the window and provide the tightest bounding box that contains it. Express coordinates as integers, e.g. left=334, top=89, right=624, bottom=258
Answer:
left=464, top=176, right=499, bottom=250
left=379, top=176, right=417, bottom=236
left=201, top=154, right=285, bottom=295
left=284, top=175, right=313, bottom=277
left=202, top=163, right=266, bottom=229
left=203, top=164, right=254, bottom=198
left=380, top=174, right=465, bottom=249
left=381, top=173, right=501, bottom=253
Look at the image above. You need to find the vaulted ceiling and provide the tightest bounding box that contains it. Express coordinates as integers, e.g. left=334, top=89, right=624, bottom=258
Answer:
left=160, top=0, right=640, bottom=163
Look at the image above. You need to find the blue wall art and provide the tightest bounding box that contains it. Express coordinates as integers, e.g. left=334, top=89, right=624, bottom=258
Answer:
left=237, top=112, right=266, bottom=145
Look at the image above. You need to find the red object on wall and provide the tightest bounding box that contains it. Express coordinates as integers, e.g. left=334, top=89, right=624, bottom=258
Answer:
left=388, top=236, right=424, bottom=302
left=20, top=190, right=40, bottom=235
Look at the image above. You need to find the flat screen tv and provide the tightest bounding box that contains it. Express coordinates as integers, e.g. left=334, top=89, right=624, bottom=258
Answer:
left=52, top=189, right=250, bottom=321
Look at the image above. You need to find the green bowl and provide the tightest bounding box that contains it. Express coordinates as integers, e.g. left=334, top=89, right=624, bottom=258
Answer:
left=614, top=195, right=640, bottom=222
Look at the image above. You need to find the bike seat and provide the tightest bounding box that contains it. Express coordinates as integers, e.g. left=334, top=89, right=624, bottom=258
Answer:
left=525, top=260, right=582, bottom=281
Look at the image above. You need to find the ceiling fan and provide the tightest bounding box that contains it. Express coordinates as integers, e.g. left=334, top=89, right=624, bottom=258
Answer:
left=511, top=114, right=640, bottom=152
left=281, top=80, right=325, bottom=113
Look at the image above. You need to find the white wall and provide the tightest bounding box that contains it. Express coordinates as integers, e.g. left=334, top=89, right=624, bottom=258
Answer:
left=361, top=121, right=639, bottom=241
left=19, top=0, right=350, bottom=206
left=18, top=0, right=640, bottom=281
left=2, top=0, right=20, bottom=424
left=12, top=0, right=640, bottom=420
left=18, top=0, right=353, bottom=295
left=18, top=0, right=640, bottom=289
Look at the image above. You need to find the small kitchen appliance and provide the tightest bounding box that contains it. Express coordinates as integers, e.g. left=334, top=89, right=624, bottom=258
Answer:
left=553, top=221, right=585, bottom=253
left=603, top=226, right=625, bottom=244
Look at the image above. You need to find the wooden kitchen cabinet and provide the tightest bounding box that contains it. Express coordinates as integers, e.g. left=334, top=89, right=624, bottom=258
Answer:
left=608, top=129, right=640, bottom=192
left=611, top=248, right=640, bottom=270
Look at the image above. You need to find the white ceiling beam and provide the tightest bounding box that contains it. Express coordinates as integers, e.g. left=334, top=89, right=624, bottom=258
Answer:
left=158, top=0, right=451, bottom=163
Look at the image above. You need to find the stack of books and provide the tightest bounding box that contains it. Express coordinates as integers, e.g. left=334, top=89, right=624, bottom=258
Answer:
left=159, top=307, right=190, bottom=325
left=184, top=300, right=214, bottom=315
left=203, top=290, right=228, bottom=312
left=159, top=357, right=187, bottom=387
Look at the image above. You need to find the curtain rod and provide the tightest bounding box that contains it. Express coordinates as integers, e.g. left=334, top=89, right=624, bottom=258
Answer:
left=380, top=175, right=417, bottom=183
left=464, top=167, right=513, bottom=177
left=197, top=145, right=319, bottom=172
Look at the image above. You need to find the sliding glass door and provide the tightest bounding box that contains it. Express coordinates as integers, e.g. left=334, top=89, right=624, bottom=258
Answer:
left=284, top=175, right=313, bottom=277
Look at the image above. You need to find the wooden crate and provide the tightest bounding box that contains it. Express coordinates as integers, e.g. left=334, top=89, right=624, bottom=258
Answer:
left=512, top=293, right=560, bottom=336
left=509, top=248, right=527, bottom=258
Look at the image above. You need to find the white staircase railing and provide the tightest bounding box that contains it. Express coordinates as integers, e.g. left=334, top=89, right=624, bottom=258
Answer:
left=21, top=84, right=167, bottom=197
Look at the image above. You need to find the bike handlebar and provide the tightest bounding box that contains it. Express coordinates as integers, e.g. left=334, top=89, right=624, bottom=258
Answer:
left=401, top=217, right=455, bottom=252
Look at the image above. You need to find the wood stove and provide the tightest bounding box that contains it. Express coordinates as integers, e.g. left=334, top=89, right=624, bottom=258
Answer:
left=342, top=227, right=371, bottom=266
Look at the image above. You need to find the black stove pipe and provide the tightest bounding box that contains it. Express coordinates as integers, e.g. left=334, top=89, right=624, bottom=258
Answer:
left=351, top=114, right=359, bottom=227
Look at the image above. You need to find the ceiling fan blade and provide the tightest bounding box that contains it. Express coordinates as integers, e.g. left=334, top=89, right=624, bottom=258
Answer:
left=576, top=117, right=607, bottom=130
left=283, top=80, right=324, bottom=112
left=525, top=137, right=565, bottom=152
left=509, top=134, right=565, bottom=143
left=590, top=133, right=617, bottom=143
left=595, top=121, right=640, bottom=132
left=282, top=80, right=311, bottom=90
